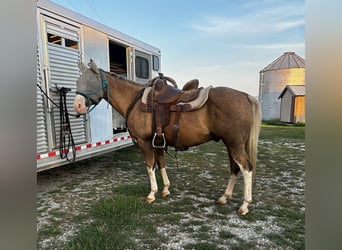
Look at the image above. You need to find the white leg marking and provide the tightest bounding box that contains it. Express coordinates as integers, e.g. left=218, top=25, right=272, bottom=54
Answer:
left=160, top=168, right=170, bottom=198
left=146, top=166, right=158, bottom=203
left=217, top=174, right=237, bottom=204
left=243, top=170, right=253, bottom=203
left=234, top=159, right=253, bottom=215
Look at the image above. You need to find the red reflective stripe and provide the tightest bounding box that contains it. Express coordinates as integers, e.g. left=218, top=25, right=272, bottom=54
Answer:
left=62, top=149, right=69, bottom=154
left=48, top=151, right=56, bottom=157
left=37, top=136, right=131, bottom=160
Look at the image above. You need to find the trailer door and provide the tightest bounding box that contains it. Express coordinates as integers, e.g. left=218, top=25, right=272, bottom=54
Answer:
left=37, top=46, right=49, bottom=154
left=41, top=16, right=87, bottom=148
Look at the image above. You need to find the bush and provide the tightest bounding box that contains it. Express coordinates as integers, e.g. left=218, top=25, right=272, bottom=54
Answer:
left=262, top=119, right=287, bottom=126
left=263, top=119, right=305, bottom=127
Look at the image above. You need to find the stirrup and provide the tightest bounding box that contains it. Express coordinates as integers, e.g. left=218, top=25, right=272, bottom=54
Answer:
left=152, top=132, right=166, bottom=149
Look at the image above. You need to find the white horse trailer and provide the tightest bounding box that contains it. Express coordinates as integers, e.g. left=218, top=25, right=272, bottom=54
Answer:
left=36, top=0, right=161, bottom=171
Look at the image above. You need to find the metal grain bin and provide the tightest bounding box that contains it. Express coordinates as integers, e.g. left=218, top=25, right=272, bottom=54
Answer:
left=258, top=52, right=305, bottom=121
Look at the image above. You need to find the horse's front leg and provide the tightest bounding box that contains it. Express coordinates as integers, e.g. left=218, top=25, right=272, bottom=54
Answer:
left=138, top=140, right=158, bottom=203
left=146, top=163, right=158, bottom=203
left=155, top=149, right=170, bottom=198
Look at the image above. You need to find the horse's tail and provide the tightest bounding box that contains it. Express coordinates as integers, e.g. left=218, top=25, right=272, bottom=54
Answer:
left=246, top=95, right=261, bottom=182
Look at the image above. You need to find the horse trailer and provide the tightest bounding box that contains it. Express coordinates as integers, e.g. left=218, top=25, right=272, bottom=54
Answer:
left=36, top=0, right=161, bottom=171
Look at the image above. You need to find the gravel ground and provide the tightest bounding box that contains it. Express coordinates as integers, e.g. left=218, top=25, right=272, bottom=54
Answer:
left=37, top=135, right=305, bottom=249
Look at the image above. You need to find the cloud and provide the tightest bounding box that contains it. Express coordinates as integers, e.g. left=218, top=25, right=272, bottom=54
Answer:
left=190, top=17, right=304, bottom=36
left=188, top=2, right=304, bottom=37
left=236, top=42, right=305, bottom=50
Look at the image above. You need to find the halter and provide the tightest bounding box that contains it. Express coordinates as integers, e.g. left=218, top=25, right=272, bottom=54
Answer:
left=75, top=69, right=110, bottom=113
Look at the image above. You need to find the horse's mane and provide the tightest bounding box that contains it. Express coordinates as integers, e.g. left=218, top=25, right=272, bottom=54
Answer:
left=103, top=70, right=146, bottom=87
left=103, top=70, right=177, bottom=89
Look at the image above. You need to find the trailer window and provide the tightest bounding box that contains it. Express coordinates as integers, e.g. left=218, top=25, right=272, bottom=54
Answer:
left=135, top=56, right=149, bottom=79
left=152, top=55, right=159, bottom=71
left=47, top=33, right=78, bottom=49
left=47, top=33, right=62, bottom=45
left=109, top=41, right=127, bottom=76
left=65, top=38, right=78, bottom=49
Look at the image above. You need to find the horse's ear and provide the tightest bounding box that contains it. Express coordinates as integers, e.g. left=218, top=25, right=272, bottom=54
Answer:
left=88, top=59, right=99, bottom=74
left=78, top=62, right=87, bottom=73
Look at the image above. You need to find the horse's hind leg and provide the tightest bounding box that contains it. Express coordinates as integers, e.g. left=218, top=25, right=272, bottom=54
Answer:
left=229, top=147, right=253, bottom=215
left=217, top=154, right=240, bottom=205
left=155, top=149, right=170, bottom=198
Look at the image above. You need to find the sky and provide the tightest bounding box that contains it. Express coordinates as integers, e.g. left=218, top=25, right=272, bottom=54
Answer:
left=51, top=0, right=305, bottom=97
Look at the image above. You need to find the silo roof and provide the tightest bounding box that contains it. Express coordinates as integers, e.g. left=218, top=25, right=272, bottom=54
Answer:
left=261, top=52, right=305, bottom=72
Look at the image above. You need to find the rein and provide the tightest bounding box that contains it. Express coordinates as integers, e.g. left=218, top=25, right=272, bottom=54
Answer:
left=125, top=88, right=145, bottom=128
left=36, top=84, right=77, bottom=161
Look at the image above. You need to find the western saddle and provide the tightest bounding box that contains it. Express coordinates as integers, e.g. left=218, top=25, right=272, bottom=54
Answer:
left=140, top=73, right=211, bottom=150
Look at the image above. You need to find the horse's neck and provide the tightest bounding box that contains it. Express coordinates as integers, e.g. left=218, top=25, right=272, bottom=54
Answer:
left=104, top=74, right=142, bottom=117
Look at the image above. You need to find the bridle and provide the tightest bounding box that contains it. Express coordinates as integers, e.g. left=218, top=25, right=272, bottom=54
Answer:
left=75, top=69, right=110, bottom=114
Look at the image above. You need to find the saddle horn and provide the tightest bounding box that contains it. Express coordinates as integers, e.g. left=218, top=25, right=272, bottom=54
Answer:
left=149, top=74, right=178, bottom=89
left=164, top=76, right=178, bottom=88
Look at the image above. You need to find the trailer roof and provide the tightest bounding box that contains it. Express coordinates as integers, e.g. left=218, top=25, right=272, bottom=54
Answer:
left=37, top=0, right=161, bottom=55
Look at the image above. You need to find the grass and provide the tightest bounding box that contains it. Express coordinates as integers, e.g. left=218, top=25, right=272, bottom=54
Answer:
left=66, top=184, right=187, bottom=249
left=38, top=125, right=305, bottom=249
left=66, top=193, right=149, bottom=249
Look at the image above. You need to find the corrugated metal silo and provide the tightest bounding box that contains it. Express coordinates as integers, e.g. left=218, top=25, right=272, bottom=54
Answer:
left=258, top=51, right=305, bottom=121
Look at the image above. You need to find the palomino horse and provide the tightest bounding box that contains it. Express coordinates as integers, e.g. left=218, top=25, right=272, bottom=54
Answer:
left=74, top=60, right=261, bottom=215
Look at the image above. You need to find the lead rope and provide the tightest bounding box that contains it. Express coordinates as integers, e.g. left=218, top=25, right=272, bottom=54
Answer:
left=174, top=150, right=179, bottom=169
left=59, top=87, right=76, bottom=161
left=100, top=69, right=110, bottom=109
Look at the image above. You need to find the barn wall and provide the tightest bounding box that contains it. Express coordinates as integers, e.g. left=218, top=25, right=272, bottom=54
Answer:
left=280, top=91, right=293, bottom=123
left=294, top=96, right=305, bottom=123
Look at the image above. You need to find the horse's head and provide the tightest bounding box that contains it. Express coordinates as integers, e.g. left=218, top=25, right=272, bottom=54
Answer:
left=74, top=59, right=104, bottom=114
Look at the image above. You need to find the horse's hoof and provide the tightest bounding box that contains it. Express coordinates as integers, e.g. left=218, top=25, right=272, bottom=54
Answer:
left=161, top=190, right=170, bottom=198
left=216, top=197, right=227, bottom=205
left=238, top=207, right=249, bottom=215
left=146, top=197, right=155, bottom=204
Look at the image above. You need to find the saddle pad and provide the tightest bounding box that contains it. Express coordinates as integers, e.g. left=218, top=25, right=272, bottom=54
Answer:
left=141, top=86, right=152, bottom=104
left=141, top=85, right=213, bottom=111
